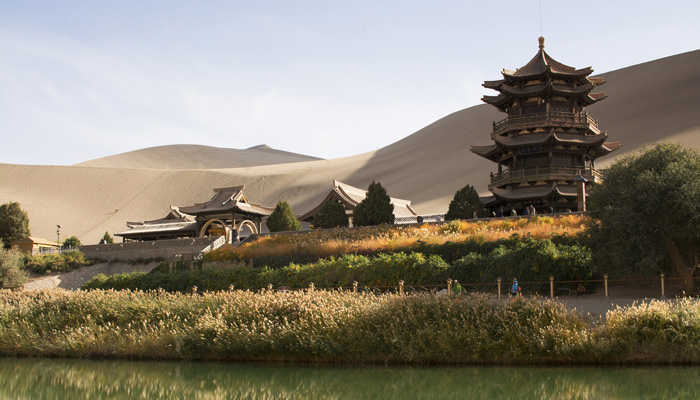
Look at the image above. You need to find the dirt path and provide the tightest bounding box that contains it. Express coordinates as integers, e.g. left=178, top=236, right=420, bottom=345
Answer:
left=22, top=269, right=674, bottom=319
left=23, top=262, right=159, bottom=291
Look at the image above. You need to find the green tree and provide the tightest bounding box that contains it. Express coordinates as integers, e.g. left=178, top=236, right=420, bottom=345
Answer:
left=313, top=201, right=349, bottom=229
left=266, top=201, right=302, bottom=232
left=63, top=236, right=82, bottom=248
left=588, top=143, right=700, bottom=292
left=0, top=202, right=30, bottom=249
left=100, top=231, right=114, bottom=244
left=0, top=248, right=28, bottom=288
left=353, top=181, right=395, bottom=227
left=445, top=184, right=483, bottom=220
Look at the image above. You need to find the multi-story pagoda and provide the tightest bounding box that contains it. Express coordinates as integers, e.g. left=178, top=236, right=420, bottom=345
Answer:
left=471, top=37, right=621, bottom=214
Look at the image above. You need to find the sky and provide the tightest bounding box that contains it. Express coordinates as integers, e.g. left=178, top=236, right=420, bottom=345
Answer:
left=2, top=1, right=699, bottom=166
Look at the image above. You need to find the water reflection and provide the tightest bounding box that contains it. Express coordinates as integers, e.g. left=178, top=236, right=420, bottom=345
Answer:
left=1, top=358, right=699, bottom=399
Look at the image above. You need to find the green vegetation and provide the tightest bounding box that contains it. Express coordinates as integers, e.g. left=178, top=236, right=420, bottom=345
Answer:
left=62, top=236, right=82, bottom=248
left=445, top=184, right=482, bottom=221
left=206, top=215, right=588, bottom=266
left=100, top=231, right=114, bottom=244
left=313, top=200, right=349, bottom=229
left=266, top=201, right=302, bottom=233
left=84, top=237, right=591, bottom=293
left=3, top=289, right=700, bottom=364
left=24, top=250, right=92, bottom=274
left=0, top=248, right=28, bottom=288
left=0, top=202, right=30, bottom=248
left=588, top=143, right=700, bottom=292
left=353, top=181, right=394, bottom=226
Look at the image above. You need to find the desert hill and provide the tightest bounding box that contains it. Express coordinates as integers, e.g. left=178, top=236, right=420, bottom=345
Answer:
left=75, top=144, right=322, bottom=169
left=1, top=49, right=699, bottom=244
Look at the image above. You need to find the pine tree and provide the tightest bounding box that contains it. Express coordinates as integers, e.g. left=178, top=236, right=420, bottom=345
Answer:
left=314, top=201, right=349, bottom=229
left=445, top=184, right=483, bottom=221
left=266, top=201, right=302, bottom=232
left=0, top=202, right=30, bottom=248
left=353, top=181, right=395, bottom=226
left=100, top=231, right=114, bottom=244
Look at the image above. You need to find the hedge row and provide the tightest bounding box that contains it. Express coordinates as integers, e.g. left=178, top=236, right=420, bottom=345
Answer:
left=83, top=238, right=594, bottom=293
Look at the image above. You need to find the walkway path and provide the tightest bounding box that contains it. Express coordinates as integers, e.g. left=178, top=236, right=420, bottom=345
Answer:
left=23, top=262, right=159, bottom=291
left=22, top=267, right=673, bottom=319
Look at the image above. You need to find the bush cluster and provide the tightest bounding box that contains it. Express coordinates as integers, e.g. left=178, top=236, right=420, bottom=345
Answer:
left=24, top=250, right=92, bottom=274
left=83, top=238, right=593, bottom=293
left=0, top=249, right=27, bottom=288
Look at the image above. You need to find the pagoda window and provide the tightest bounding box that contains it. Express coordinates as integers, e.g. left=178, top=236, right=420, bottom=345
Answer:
left=523, top=104, right=546, bottom=114
left=552, top=153, right=584, bottom=167
left=521, top=154, right=548, bottom=168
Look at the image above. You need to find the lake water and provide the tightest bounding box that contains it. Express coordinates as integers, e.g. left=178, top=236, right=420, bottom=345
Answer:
left=1, top=357, right=699, bottom=399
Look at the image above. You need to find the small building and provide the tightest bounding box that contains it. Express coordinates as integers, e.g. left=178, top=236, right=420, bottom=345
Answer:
left=10, top=237, right=61, bottom=255
left=299, top=180, right=418, bottom=226
left=116, top=186, right=274, bottom=244
left=471, top=37, right=621, bottom=214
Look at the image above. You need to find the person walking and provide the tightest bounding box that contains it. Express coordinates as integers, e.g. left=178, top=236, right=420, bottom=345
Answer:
left=511, top=278, right=520, bottom=297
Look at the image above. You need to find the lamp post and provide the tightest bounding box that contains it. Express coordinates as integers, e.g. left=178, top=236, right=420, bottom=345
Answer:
left=56, top=225, right=61, bottom=246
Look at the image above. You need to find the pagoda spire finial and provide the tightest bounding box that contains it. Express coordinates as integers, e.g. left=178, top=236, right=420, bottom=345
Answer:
left=538, top=36, right=545, bottom=50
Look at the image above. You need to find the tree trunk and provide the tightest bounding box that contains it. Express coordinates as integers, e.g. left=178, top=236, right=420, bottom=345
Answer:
left=666, top=239, right=698, bottom=293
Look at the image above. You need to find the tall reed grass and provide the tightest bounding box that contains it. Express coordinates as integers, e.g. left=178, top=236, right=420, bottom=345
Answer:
left=2, top=288, right=699, bottom=364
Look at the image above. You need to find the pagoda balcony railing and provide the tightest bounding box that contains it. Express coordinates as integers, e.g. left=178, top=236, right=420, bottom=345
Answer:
left=492, top=112, right=600, bottom=136
left=488, top=166, right=604, bottom=190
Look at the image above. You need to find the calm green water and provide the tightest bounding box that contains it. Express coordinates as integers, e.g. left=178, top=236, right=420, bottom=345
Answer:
left=1, top=358, right=699, bottom=399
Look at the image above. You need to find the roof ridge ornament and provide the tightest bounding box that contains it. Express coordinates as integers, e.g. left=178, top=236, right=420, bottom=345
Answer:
left=538, top=36, right=545, bottom=50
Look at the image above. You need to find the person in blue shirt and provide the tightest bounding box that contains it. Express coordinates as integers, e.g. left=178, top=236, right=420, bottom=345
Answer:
left=511, top=278, right=520, bottom=297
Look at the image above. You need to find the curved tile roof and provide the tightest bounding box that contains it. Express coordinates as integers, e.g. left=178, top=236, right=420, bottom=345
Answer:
left=502, top=37, right=593, bottom=79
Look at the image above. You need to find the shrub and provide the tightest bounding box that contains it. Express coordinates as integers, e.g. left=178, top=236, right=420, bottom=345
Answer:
left=353, top=181, right=394, bottom=226
left=447, top=238, right=593, bottom=293
left=62, top=236, right=81, bottom=248
left=24, top=250, right=92, bottom=274
left=100, top=231, right=114, bottom=244
left=266, top=201, right=302, bottom=232
left=0, top=248, right=28, bottom=288
left=445, top=184, right=482, bottom=221
left=313, top=200, right=349, bottom=229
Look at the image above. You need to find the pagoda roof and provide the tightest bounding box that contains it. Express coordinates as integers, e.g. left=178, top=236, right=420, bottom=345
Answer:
left=116, top=221, right=197, bottom=238
left=502, top=37, right=593, bottom=80
left=490, top=184, right=578, bottom=201
left=482, top=84, right=606, bottom=109
left=299, top=180, right=417, bottom=221
left=127, top=206, right=194, bottom=227
left=178, top=186, right=274, bottom=217
left=493, top=131, right=611, bottom=147
left=471, top=132, right=617, bottom=161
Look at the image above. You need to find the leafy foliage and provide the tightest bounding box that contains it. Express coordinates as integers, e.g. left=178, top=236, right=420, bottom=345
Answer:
left=587, top=143, right=700, bottom=290
left=100, top=231, right=114, bottom=244
left=352, top=181, right=394, bottom=226
left=266, top=201, right=302, bottom=233
left=24, top=250, right=92, bottom=274
left=445, top=184, right=483, bottom=220
left=62, top=236, right=81, bottom=248
left=313, top=201, right=349, bottom=229
left=0, top=202, right=30, bottom=249
left=0, top=248, right=28, bottom=288
left=85, top=236, right=590, bottom=293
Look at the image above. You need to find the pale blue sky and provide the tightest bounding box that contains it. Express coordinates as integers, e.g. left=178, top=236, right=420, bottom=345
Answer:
left=2, top=1, right=699, bottom=165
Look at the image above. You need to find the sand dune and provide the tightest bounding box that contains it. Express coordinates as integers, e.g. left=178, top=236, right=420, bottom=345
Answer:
left=75, top=144, right=322, bottom=169
left=1, top=50, right=699, bottom=244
